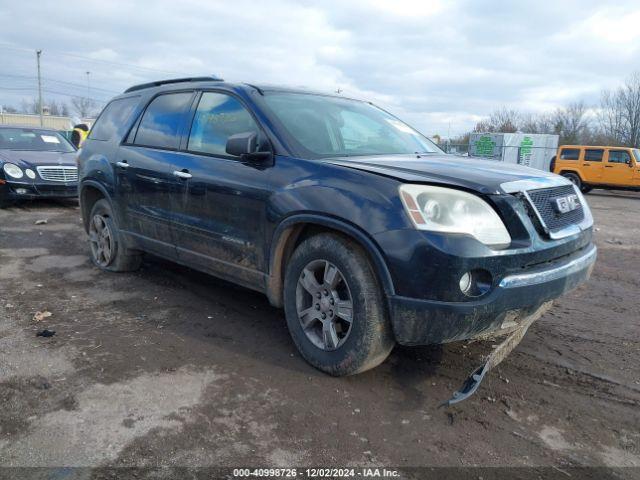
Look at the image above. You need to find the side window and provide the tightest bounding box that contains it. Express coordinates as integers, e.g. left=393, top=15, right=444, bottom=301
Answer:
left=134, top=92, right=194, bottom=149
left=187, top=92, right=258, bottom=156
left=89, top=96, right=139, bottom=141
left=559, top=148, right=580, bottom=160
left=608, top=150, right=631, bottom=164
left=584, top=149, right=604, bottom=162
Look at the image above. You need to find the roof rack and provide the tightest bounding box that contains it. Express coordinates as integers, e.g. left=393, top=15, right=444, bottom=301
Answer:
left=124, top=75, right=224, bottom=93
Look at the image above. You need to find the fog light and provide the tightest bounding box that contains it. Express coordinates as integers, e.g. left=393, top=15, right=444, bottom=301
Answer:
left=25, top=169, right=36, bottom=179
left=460, top=269, right=493, bottom=297
left=15, top=188, right=28, bottom=195
left=459, top=272, right=472, bottom=294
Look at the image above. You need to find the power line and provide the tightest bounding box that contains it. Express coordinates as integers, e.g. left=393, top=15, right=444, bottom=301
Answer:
left=0, top=73, right=121, bottom=94
left=0, top=86, right=108, bottom=104
left=0, top=43, right=184, bottom=75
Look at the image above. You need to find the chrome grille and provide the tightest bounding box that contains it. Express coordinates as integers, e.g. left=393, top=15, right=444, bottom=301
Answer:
left=524, top=185, right=584, bottom=233
left=36, top=166, right=78, bottom=182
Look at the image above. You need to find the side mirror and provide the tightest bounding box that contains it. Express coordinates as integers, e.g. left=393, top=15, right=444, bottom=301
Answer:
left=226, top=132, right=272, bottom=162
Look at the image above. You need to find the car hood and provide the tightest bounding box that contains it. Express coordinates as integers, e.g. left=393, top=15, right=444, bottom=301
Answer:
left=0, top=149, right=77, bottom=168
left=323, top=154, right=562, bottom=194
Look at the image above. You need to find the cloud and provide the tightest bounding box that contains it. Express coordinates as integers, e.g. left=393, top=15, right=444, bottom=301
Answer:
left=0, top=0, right=639, bottom=136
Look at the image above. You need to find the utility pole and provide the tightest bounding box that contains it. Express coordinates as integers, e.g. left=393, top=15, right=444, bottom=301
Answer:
left=36, top=50, right=43, bottom=126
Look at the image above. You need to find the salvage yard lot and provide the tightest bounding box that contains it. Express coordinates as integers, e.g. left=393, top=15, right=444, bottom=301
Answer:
left=1, top=191, right=639, bottom=472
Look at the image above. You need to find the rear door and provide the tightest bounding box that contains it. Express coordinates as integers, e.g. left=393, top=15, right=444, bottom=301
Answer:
left=581, top=148, right=604, bottom=184
left=115, top=91, right=195, bottom=258
left=170, top=90, right=273, bottom=288
left=603, top=149, right=634, bottom=187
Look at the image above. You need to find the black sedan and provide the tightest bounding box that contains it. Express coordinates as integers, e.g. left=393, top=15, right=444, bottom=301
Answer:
left=0, top=125, right=78, bottom=207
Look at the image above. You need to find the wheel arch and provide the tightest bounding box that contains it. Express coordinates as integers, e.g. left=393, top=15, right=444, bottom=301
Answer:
left=79, top=181, right=112, bottom=233
left=266, top=214, right=395, bottom=308
left=558, top=169, right=584, bottom=182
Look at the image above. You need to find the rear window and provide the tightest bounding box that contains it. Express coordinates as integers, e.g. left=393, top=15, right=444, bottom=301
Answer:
left=560, top=148, right=580, bottom=160
left=584, top=149, right=604, bottom=162
left=133, top=92, right=194, bottom=149
left=90, top=96, right=139, bottom=141
left=608, top=150, right=631, bottom=164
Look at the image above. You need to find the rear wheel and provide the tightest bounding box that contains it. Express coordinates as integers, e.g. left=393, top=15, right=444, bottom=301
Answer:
left=88, top=199, right=142, bottom=272
left=284, top=233, right=395, bottom=376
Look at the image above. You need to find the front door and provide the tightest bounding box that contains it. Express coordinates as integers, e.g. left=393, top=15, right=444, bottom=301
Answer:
left=581, top=148, right=604, bottom=184
left=171, top=91, right=273, bottom=289
left=115, top=91, right=195, bottom=258
left=634, top=149, right=640, bottom=187
left=603, top=149, right=634, bottom=187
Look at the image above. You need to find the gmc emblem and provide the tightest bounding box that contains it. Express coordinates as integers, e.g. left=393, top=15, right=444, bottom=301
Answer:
left=552, top=194, right=580, bottom=214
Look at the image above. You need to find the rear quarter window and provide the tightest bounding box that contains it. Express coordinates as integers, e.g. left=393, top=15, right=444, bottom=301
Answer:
left=89, top=96, right=140, bottom=141
left=560, top=148, right=580, bottom=160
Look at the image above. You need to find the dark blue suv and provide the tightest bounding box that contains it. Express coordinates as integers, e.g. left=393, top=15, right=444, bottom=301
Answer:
left=78, top=76, right=596, bottom=381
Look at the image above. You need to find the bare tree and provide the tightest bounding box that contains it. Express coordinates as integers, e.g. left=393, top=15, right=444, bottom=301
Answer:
left=599, top=72, right=640, bottom=147
left=554, top=101, right=590, bottom=144
left=474, top=107, right=521, bottom=133
left=20, top=98, right=40, bottom=115
left=1, top=105, right=18, bottom=114
left=71, top=96, right=98, bottom=118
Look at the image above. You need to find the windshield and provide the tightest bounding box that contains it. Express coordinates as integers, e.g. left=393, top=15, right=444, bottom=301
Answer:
left=262, top=92, right=443, bottom=158
left=635, top=149, right=640, bottom=163
left=0, top=128, right=75, bottom=153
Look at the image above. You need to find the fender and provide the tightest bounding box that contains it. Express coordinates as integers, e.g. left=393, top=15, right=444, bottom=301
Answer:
left=265, top=213, right=396, bottom=307
left=79, top=179, right=116, bottom=230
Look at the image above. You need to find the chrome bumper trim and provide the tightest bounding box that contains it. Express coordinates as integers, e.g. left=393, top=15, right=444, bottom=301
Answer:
left=499, top=245, right=597, bottom=289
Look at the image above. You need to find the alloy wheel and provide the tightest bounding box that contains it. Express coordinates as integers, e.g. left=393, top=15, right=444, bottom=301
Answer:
left=89, top=214, right=114, bottom=267
left=295, top=259, right=353, bottom=351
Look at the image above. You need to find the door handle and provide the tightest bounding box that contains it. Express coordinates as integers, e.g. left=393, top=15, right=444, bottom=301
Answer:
left=116, top=161, right=130, bottom=168
left=173, top=170, right=192, bottom=179
left=604, top=165, right=614, bottom=168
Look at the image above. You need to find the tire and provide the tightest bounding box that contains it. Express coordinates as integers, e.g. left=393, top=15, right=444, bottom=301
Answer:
left=561, top=172, right=582, bottom=190
left=581, top=185, right=592, bottom=194
left=283, top=232, right=395, bottom=376
left=88, top=199, right=142, bottom=272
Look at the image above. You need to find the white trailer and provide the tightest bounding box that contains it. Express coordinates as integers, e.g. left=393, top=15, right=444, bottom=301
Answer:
left=468, top=133, right=559, bottom=172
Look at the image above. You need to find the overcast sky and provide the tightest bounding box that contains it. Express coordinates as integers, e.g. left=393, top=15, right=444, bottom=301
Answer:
left=1, top=0, right=639, bottom=136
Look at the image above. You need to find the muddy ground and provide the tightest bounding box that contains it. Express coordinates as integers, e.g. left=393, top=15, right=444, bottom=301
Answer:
left=0, top=190, right=639, bottom=478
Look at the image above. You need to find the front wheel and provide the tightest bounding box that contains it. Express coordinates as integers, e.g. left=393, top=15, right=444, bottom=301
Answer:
left=284, top=233, right=395, bottom=376
left=88, top=199, right=142, bottom=272
left=561, top=172, right=582, bottom=190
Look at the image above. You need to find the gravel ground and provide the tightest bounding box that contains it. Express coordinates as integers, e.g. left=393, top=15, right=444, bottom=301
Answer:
left=0, top=190, right=639, bottom=478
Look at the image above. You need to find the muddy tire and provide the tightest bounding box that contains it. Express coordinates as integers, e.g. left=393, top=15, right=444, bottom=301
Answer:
left=561, top=172, right=582, bottom=190
left=284, top=232, right=395, bottom=376
left=88, top=199, right=142, bottom=272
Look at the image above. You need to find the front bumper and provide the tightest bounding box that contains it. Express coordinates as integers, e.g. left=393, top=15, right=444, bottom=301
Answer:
left=389, top=244, right=596, bottom=345
left=1, top=181, right=78, bottom=200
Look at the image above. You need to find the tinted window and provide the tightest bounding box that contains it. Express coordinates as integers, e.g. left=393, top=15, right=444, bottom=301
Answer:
left=187, top=92, right=258, bottom=156
left=584, top=149, right=603, bottom=162
left=608, top=150, right=631, bottom=164
left=560, top=148, right=580, bottom=160
left=134, top=92, right=193, bottom=149
left=90, top=96, right=139, bottom=141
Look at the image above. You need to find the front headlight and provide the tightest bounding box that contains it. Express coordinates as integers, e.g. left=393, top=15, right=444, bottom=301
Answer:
left=399, top=184, right=511, bottom=248
left=3, top=163, right=24, bottom=179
